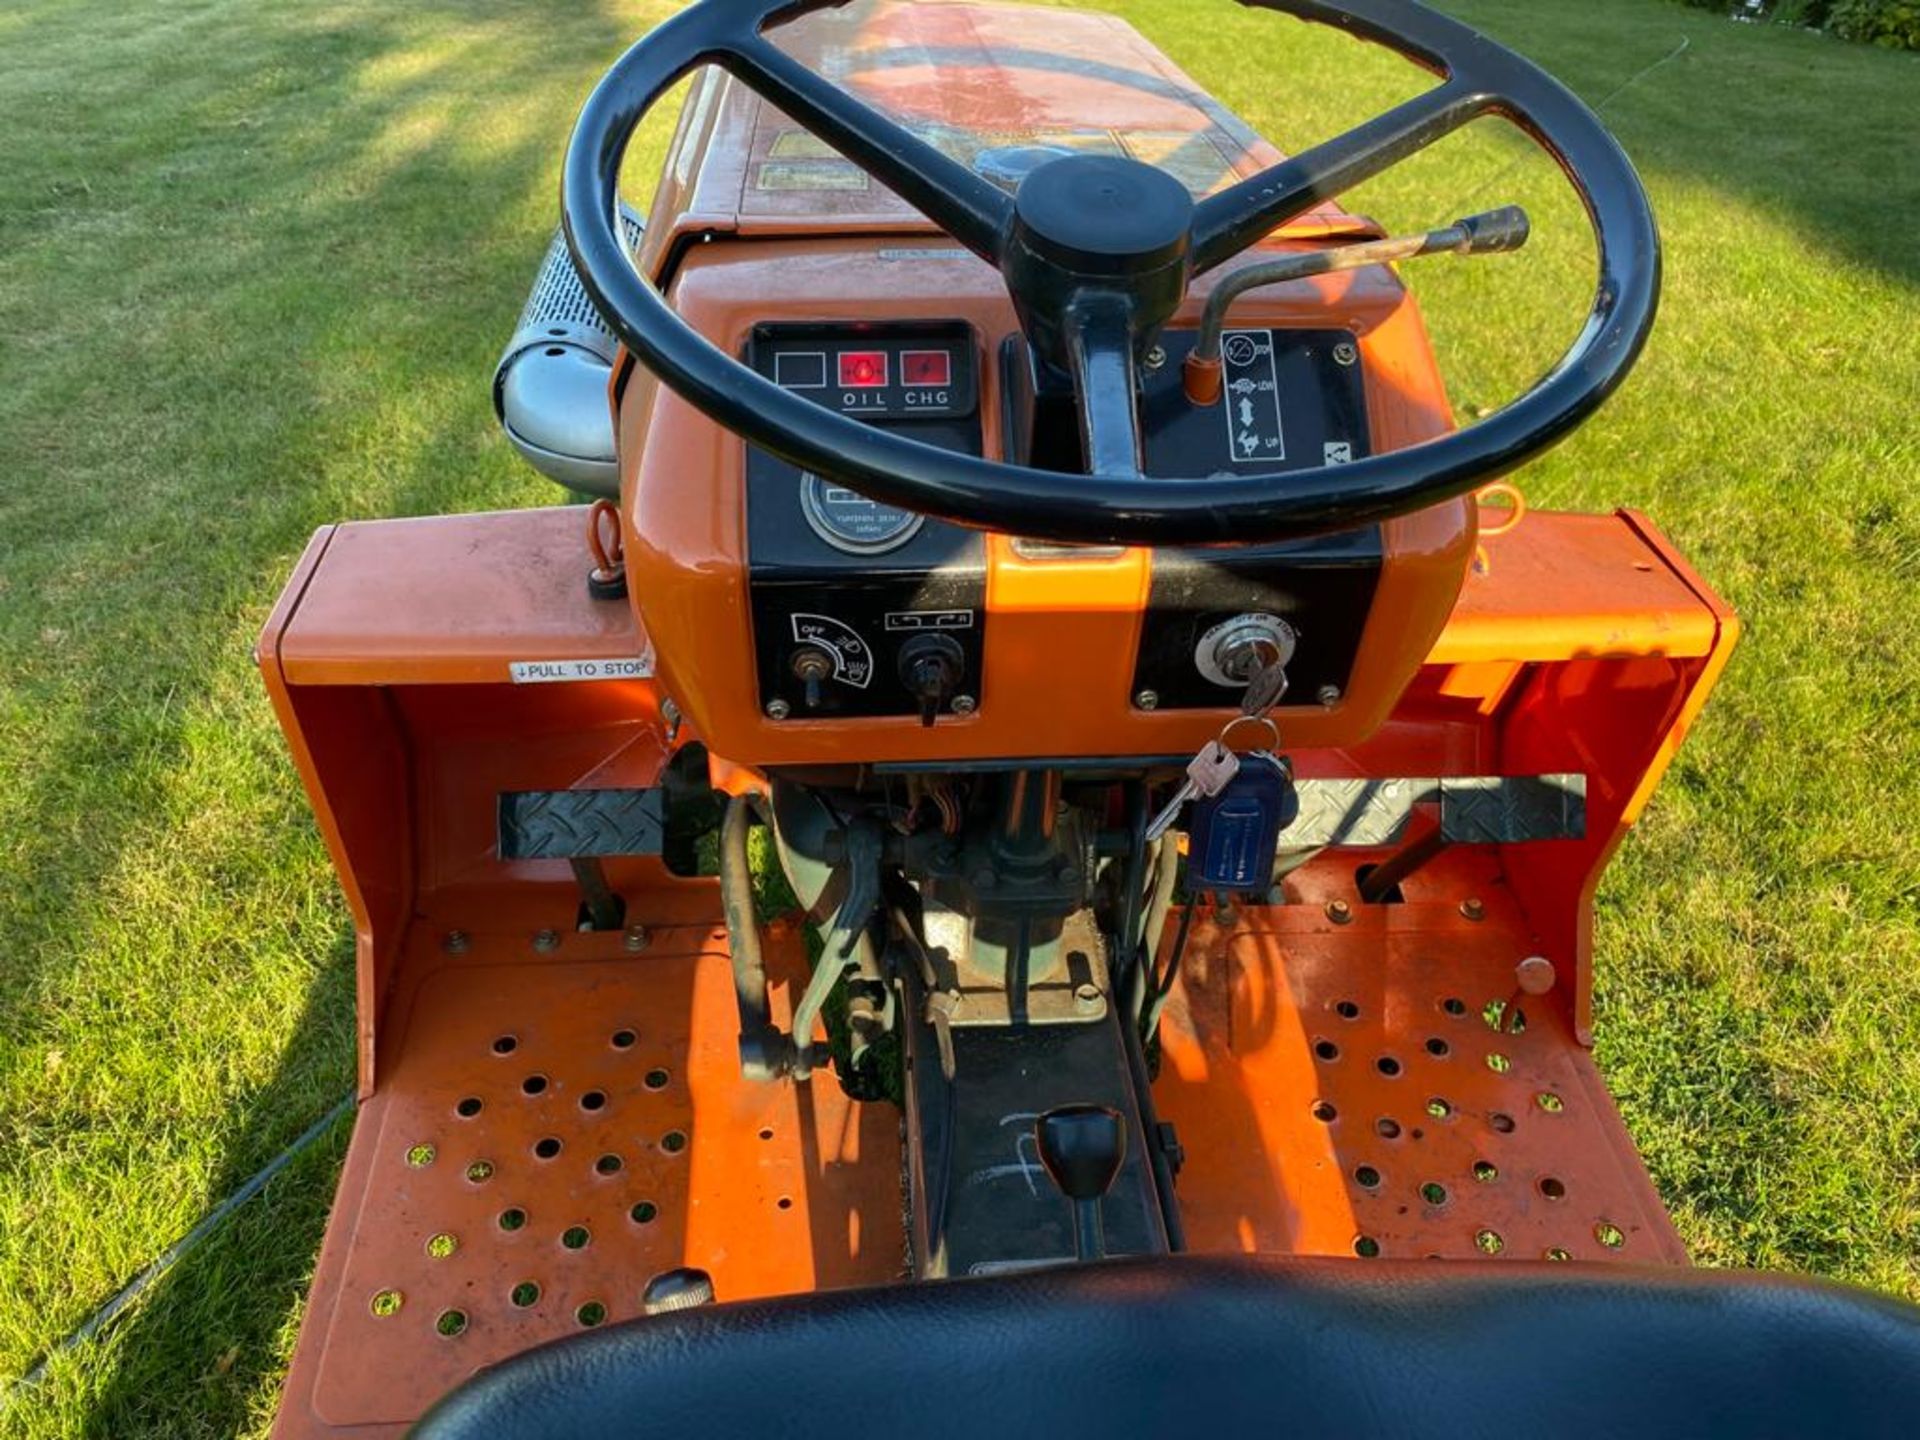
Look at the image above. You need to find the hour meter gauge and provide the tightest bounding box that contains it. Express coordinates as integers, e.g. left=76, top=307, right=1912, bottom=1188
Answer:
left=799, top=471, right=925, bottom=555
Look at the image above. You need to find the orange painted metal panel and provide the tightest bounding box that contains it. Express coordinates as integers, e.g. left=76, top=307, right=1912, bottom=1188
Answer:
left=1156, top=849, right=1686, bottom=1266
left=271, top=922, right=904, bottom=1439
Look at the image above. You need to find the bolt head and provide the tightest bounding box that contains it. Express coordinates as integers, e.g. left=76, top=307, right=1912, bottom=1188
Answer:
left=1460, top=897, right=1485, bottom=922
left=624, top=925, right=650, bottom=954
left=952, top=694, right=977, bottom=716
left=1333, top=341, right=1359, bottom=366
left=533, top=928, right=562, bottom=953
left=1073, top=982, right=1103, bottom=1013
left=442, top=930, right=471, bottom=955
left=765, top=699, right=791, bottom=721
left=1144, top=345, right=1168, bottom=371
left=1135, top=689, right=1160, bottom=712
left=1316, top=684, right=1342, bottom=707
left=1326, top=899, right=1353, bottom=924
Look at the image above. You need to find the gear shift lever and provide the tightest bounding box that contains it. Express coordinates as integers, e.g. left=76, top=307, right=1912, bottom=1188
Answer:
left=1034, top=1104, right=1127, bottom=1261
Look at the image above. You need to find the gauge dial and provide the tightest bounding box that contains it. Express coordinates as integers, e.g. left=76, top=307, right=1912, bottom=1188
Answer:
left=799, top=472, right=925, bottom=555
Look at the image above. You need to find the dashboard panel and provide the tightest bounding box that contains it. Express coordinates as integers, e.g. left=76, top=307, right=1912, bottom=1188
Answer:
left=743, top=317, right=1383, bottom=724
left=745, top=323, right=988, bottom=723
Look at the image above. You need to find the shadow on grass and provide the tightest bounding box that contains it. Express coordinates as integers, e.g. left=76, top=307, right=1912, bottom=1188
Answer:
left=0, top=0, right=648, bottom=1433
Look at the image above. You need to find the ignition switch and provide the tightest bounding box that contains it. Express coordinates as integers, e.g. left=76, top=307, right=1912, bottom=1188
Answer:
left=790, top=645, right=835, bottom=711
left=1196, top=612, right=1298, bottom=693
left=898, top=633, right=965, bottom=728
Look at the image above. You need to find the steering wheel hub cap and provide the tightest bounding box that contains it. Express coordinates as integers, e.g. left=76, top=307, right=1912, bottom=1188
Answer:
left=1011, top=154, right=1194, bottom=276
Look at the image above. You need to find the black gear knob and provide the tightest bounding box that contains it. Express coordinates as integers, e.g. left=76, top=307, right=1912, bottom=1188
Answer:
left=1035, top=1105, right=1126, bottom=1261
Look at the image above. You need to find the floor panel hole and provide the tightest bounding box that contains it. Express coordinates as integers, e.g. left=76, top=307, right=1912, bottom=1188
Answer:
left=1425, top=1037, right=1450, bottom=1058
left=1595, top=1221, right=1625, bottom=1249
left=435, top=1309, right=467, bottom=1338
left=1313, top=1039, right=1340, bottom=1061
left=1354, top=1165, right=1381, bottom=1189
left=405, top=1144, right=435, bottom=1169
left=1420, top=1182, right=1449, bottom=1206
left=611, top=1029, right=637, bottom=1049
left=1353, top=1236, right=1381, bottom=1258
left=499, top=1208, right=527, bottom=1231
left=510, top=1281, right=540, bottom=1308
left=492, top=1035, right=518, bottom=1055
left=1539, top=1176, right=1567, bottom=1200
left=644, top=1069, right=670, bottom=1090
left=630, top=1201, right=658, bottom=1224
left=1335, top=1000, right=1361, bottom=1020
left=1442, top=997, right=1467, bottom=1017
left=1489, top=1112, right=1516, bottom=1134
left=1474, top=1229, right=1504, bottom=1255
left=1485, top=1052, right=1511, bottom=1074
left=561, top=1225, right=591, bottom=1250
left=661, top=1130, right=688, bottom=1154
left=522, top=1074, right=549, bottom=1096
left=534, top=1137, right=563, bottom=1160
left=1311, top=1101, right=1338, bottom=1123
left=580, top=1090, right=607, bottom=1112
left=1471, top=1161, right=1499, bottom=1184
left=465, top=1159, right=495, bottom=1184
left=426, top=1232, right=458, bottom=1259
left=595, top=1153, right=623, bottom=1176
left=577, top=1301, right=607, bottom=1327
left=1426, top=1097, right=1452, bottom=1119
left=776, top=1196, right=793, bottom=1210
left=1375, top=1117, right=1401, bottom=1139
left=1375, top=1056, right=1402, bottom=1078
left=1536, top=1091, right=1565, bottom=1113
left=369, top=1289, right=403, bottom=1318
left=455, top=1097, right=483, bottom=1119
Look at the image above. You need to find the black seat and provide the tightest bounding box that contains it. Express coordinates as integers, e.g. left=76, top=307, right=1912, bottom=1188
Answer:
left=413, top=1255, right=1920, bottom=1438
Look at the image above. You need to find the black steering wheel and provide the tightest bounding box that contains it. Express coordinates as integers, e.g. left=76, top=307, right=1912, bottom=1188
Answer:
left=562, top=0, right=1659, bottom=547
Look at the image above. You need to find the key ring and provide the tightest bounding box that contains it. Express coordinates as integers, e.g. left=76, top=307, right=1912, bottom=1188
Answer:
left=1219, top=714, right=1281, bottom=753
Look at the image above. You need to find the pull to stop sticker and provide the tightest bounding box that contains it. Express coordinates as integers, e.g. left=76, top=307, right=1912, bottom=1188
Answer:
left=509, top=655, right=653, bottom=685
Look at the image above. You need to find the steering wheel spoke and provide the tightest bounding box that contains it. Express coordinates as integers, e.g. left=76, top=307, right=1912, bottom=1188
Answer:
left=1061, top=295, right=1146, bottom=481
left=727, top=35, right=1013, bottom=264
left=1192, top=78, right=1494, bottom=272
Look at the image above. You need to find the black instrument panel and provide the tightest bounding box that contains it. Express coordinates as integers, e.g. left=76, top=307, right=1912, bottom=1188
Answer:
left=1130, top=327, right=1382, bottom=711
left=745, top=323, right=988, bottom=723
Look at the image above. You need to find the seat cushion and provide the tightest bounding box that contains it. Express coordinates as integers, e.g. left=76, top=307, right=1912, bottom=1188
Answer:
left=412, top=1255, right=1920, bottom=1438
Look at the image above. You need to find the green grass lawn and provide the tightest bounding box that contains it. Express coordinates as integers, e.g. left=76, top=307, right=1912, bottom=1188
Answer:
left=1, top=0, right=1915, bottom=1433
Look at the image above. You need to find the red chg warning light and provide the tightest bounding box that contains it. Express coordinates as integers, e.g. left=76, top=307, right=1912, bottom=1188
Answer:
left=838, top=351, right=889, bottom=388
left=901, top=350, right=952, bottom=387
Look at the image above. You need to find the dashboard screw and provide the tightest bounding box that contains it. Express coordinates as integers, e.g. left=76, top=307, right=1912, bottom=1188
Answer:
left=765, top=699, right=791, bottom=721
left=1460, top=898, right=1485, bottom=922
left=533, top=929, right=562, bottom=953
left=1135, top=689, right=1160, bottom=712
left=1144, top=345, right=1167, bottom=371
left=442, top=930, right=471, bottom=955
left=624, top=925, right=650, bottom=953
left=1316, top=684, right=1342, bottom=707
left=1333, top=341, right=1359, bottom=366
left=952, top=694, right=977, bottom=715
left=1326, top=899, right=1354, bottom=925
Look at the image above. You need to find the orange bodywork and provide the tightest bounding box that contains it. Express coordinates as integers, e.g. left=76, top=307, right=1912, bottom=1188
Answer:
left=259, top=502, right=1733, bottom=1436
left=256, top=5, right=1737, bottom=1434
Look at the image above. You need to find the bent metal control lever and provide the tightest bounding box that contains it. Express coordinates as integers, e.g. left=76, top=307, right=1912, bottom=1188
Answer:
left=1035, top=1104, right=1128, bottom=1262
left=1183, top=206, right=1531, bottom=405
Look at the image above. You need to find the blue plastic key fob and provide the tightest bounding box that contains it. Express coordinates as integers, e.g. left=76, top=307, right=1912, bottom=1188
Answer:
left=1188, top=752, right=1299, bottom=892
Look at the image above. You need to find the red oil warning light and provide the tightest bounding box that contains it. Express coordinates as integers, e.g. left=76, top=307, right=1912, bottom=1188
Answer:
left=902, top=350, right=952, bottom=387
left=838, top=350, right=889, bottom=388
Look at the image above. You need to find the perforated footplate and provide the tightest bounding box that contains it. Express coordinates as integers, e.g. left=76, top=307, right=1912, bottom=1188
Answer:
left=286, top=924, right=902, bottom=1435
left=1156, top=852, right=1686, bottom=1267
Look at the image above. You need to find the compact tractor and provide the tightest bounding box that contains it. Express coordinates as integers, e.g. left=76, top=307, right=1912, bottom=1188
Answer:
left=255, top=1, right=1920, bottom=1433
